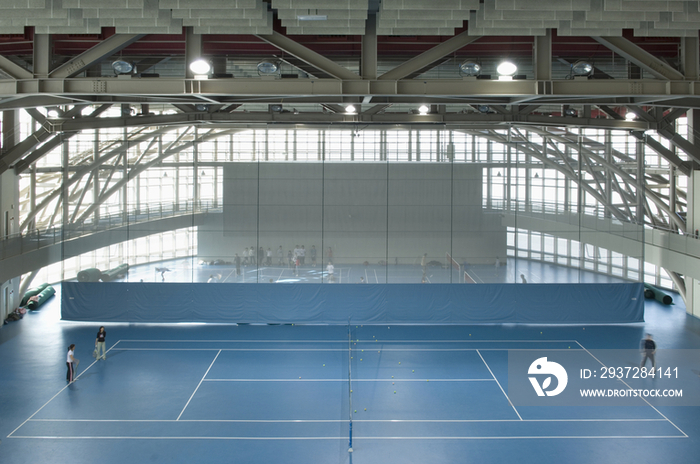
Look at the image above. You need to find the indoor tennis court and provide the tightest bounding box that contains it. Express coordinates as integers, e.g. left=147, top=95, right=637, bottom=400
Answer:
left=2, top=288, right=699, bottom=464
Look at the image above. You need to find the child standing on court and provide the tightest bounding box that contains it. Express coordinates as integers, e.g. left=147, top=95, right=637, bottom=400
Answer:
left=66, top=344, right=78, bottom=382
left=95, top=326, right=107, bottom=360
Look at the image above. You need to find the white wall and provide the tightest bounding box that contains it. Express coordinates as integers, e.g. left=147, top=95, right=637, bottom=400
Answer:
left=201, top=163, right=507, bottom=265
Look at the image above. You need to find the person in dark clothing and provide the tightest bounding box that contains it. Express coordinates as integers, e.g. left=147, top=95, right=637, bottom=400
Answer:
left=640, top=333, right=656, bottom=370
left=66, top=344, right=78, bottom=382
left=95, top=327, right=107, bottom=360
left=234, top=253, right=241, bottom=276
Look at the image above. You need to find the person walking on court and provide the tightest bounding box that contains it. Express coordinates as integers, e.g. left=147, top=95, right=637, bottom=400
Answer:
left=520, top=274, right=527, bottom=283
left=95, top=327, right=107, bottom=360
left=266, top=248, right=272, bottom=265
left=640, top=333, right=657, bottom=370
left=249, top=246, right=256, bottom=265
left=66, top=344, right=78, bottom=382
left=277, top=246, right=284, bottom=265
left=235, top=253, right=241, bottom=276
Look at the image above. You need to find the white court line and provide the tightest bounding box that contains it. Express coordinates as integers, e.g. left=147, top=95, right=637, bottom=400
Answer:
left=374, top=269, right=379, bottom=283
left=203, top=378, right=495, bottom=382
left=177, top=350, right=221, bottom=421
left=574, top=340, right=688, bottom=438
left=117, top=339, right=580, bottom=343
left=277, top=268, right=285, bottom=282
left=109, top=348, right=584, bottom=352
left=8, top=435, right=686, bottom=440
left=476, top=349, right=522, bottom=421
left=221, top=268, right=236, bottom=283
left=365, top=268, right=368, bottom=283
left=26, top=418, right=669, bottom=423
left=7, top=341, right=122, bottom=438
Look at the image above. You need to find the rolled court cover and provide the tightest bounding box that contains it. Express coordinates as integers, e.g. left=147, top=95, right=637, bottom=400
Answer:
left=62, top=282, right=644, bottom=324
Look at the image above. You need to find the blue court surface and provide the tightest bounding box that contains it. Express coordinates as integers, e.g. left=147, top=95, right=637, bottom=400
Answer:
left=1, top=288, right=700, bottom=464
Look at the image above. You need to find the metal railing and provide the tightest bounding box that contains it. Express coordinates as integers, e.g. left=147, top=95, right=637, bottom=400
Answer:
left=0, top=200, right=221, bottom=261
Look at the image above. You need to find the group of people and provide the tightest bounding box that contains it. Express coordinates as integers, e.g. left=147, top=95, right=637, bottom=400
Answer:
left=231, top=245, right=332, bottom=277
left=66, top=326, right=106, bottom=383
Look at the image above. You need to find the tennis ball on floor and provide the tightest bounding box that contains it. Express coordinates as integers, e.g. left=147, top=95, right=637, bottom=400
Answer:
left=362, top=350, right=364, bottom=352
left=373, top=335, right=375, bottom=338
left=323, top=364, right=325, bottom=366
left=540, top=332, right=542, bottom=334
left=427, top=379, right=429, bottom=382
left=392, top=382, right=394, bottom=385
left=394, top=391, right=396, bottom=394
left=391, top=376, right=394, bottom=378
left=378, top=351, right=380, bottom=353
left=299, top=377, right=301, bottom=379
left=412, top=370, right=414, bottom=373
left=399, top=362, right=401, bottom=364
left=364, top=408, right=366, bottom=411
left=360, top=359, right=363, bottom=361
left=354, top=410, right=357, bottom=413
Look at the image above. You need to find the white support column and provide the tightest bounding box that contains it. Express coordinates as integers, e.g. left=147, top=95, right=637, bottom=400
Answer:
left=684, top=102, right=700, bottom=315
left=1, top=109, right=21, bottom=317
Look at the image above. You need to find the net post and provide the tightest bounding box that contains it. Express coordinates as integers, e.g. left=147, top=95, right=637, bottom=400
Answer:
left=347, top=318, right=353, bottom=453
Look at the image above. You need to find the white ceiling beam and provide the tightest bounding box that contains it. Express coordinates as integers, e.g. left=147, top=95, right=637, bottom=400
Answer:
left=0, top=56, right=33, bottom=80
left=255, top=31, right=360, bottom=80
left=2, top=77, right=700, bottom=108
left=592, top=36, right=685, bottom=81
left=362, top=13, right=378, bottom=80
left=534, top=30, right=552, bottom=81
left=49, top=34, right=145, bottom=79
left=378, top=32, right=481, bottom=81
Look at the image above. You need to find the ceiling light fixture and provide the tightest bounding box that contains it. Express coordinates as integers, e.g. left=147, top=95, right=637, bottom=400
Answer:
left=345, top=105, right=356, bottom=114
left=189, top=59, right=212, bottom=76
left=571, top=60, right=594, bottom=77
left=418, top=105, right=430, bottom=115
left=257, top=61, right=280, bottom=75
left=497, top=61, right=517, bottom=80
left=112, top=60, right=134, bottom=75
left=458, top=60, right=481, bottom=77
left=625, top=111, right=637, bottom=121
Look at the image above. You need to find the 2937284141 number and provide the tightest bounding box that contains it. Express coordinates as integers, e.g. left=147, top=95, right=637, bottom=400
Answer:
left=596, top=366, right=678, bottom=379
